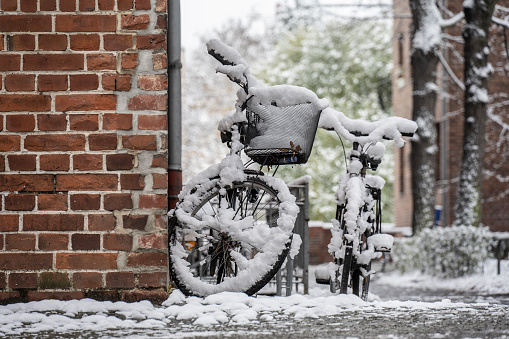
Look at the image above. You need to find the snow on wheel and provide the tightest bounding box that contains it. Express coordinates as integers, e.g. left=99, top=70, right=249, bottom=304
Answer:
left=169, top=174, right=298, bottom=297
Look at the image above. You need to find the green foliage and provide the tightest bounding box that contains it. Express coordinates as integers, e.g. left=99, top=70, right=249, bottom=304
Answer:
left=392, top=226, right=494, bottom=278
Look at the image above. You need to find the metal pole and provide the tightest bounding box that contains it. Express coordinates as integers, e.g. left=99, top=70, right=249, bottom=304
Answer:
left=167, top=0, right=182, bottom=210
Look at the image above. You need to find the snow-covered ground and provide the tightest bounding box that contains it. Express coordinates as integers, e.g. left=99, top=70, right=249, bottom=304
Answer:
left=0, top=260, right=508, bottom=337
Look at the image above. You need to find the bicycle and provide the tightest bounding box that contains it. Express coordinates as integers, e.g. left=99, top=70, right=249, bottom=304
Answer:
left=168, top=40, right=416, bottom=299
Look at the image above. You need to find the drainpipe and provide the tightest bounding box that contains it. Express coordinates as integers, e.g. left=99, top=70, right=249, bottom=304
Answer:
left=167, top=0, right=182, bottom=210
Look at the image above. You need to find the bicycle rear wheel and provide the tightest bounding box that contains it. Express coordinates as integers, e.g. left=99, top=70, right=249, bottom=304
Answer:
left=169, top=175, right=295, bottom=297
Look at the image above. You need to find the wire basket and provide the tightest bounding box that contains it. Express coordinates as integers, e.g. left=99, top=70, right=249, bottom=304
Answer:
left=244, top=101, right=322, bottom=166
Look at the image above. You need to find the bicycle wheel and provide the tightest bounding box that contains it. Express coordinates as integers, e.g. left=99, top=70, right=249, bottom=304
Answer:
left=169, top=174, right=296, bottom=297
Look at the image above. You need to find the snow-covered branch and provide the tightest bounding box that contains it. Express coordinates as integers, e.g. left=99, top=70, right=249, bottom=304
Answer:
left=439, top=11, right=465, bottom=28
left=436, top=50, right=466, bottom=91
left=492, top=16, right=509, bottom=29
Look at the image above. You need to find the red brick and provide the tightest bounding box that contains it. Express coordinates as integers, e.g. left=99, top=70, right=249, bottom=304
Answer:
left=103, top=113, right=132, bottom=130
left=138, top=115, right=167, bottom=130
left=0, top=94, right=51, bottom=112
left=120, top=173, right=145, bottom=190
left=127, top=252, right=167, bottom=267
left=104, top=193, right=133, bottom=210
left=40, top=272, right=71, bottom=289
left=73, top=272, right=102, bottom=289
left=8, top=154, right=36, bottom=171
left=122, top=135, right=157, bottom=150
left=27, top=291, right=84, bottom=301
left=60, top=0, right=76, bottom=11
left=24, top=54, right=84, bottom=70
left=1, top=0, right=17, bottom=10
left=152, top=173, right=167, bottom=189
left=106, top=272, right=134, bottom=289
left=139, top=233, right=167, bottom=249
left=20, top=0, right=37, bottom=12
left=121, top=290, right=168, bottom=304
left=155, top=0, right=166, bottom=11
left=56, top=15, right=116, bottom=32
left=0, top=253, right=52, bottom=270
left=151, top=154, right=167, bottom=168
left=104, top=34, right=133, bottom=50
left=135, top=0, right=150, bottom=10
left=155, top=14, right=167, bottom=30
left=39, top=34, right=67, bottom=51
left=0, top=54, right=19, bottom=70
left=121, top=53, right=138, bottom=69
left=70, top=34, right=100, bottom=51
left=137, top=34, right=166, bottom=49
left=56, top=94, right=116, bottom=111
left=128, top=95, right=167, bottom=111
left=79, top=0, right=95, bottom=11
left=56, top=253, right=117, bottom=270
left=102, top=74, right=131, bottom=91
left=0, top=174, right=54, bottom=191
left=38, top=194, right=68, bottom=211
left=69, top=114, right=99, bottom=130
left=70, top=74, right=99, bottom=91
left=0, top=155, right=4, bottom=171
left=103, top=233, right=132, bottom=251
left=5, top=233, right=36, bottom=250
left=0, top=115, right=2, bottom=131
left=0, top=215, right=19, bottom=231
left=89, top=133, right=117, bottom=150
left=154, top=214, right=167, bottom=230
left=153, top=53, right=167, bottom=70
left=6, top=114, right=35, bottom=131
left=5, top=74, right=35, bottom=92
left=23, top=214, right=84, bottom=231
left=88, top=214, right=115, bottom=231
left=56, top=174, right=117, bottom=191
left=87, top=53, right=116, bottom=70
left=70, top=194, right=100, bottom=210
left=0, top=15, right=52, bottom=32
left=40, top=0, right=56, bottom=11
left=39, top=233, right=69, bottom=250
left=9, top=273, right=37, bottom=289
left=72, top=233, right=100, bottom=250
left=123, top=215, right=148, bottom=230
left=38, top=75, right=68, bottom=91
left=25, top=134, right=86, bottom=151
left=117, top=0, right=134, bottom=10
left=8, top=34, right=35, bottom=51
left=0, top=272, right=5, bottom=289
left=121, top=14, right=150, bottom=30
left=40, top=154, right=70, bottom=171
left=138, top=75, right=167, bottom=91
left=138, top=272, right=166, bottom=288
left=37, top=114, right=67, bottom=130
left=106, top=154, right=134, bottom=170
left=139, top=194, right=167, bottom=209
left=98, top=0, right=114, bottom=10
left=73, top=154, right=103, bottom=170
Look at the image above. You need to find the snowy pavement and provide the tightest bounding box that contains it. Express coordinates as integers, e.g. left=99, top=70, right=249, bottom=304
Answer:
left=1, top=260, right=508, bottom=338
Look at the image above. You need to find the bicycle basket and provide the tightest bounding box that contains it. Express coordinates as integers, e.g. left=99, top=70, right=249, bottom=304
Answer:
left=244, top=101, right=322, bottom=166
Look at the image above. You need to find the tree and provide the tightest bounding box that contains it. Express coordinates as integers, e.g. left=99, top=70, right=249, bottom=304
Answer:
left=453, top=0, right=498, bottom=227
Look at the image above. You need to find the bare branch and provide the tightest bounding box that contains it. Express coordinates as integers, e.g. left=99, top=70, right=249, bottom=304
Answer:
left=436, top=51, right=466, bottom=91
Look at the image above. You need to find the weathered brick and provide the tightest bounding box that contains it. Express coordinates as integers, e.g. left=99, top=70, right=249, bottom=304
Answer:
left=23, top=214, right=84, bottom=231
left=117, top=0, right=134, bottom=10
left=120, top=173, right=145, bottom=190
left=139, top=194, right=167, bottom=209
left=60, top=0, right=76, bottom=11
left=73, top=272, right=102, bottom=289
left=122, top=135, right=157, bottom=150
left=152, top=53, right=167, bottom=70
left=155, top=15, right=167, bottom=30
left=106, top=154, right=134, bottom=170
left=38, top=75, right=68, bottom=92
left=0, top=215, right=19, bottom=232
left=154, top=214, right=167, bottom=230
left=5, top=74, right=35, bottom=92
left=128, top=95, right=167, bottom=111
left=88, top=213, right=115, bottom=231
left=39, top=233, right=69, bottom=250
left=138, top=272, right=166, bottom=288
left=103, top=233, right=132, bottom=251
left=8, top=154, right=36, bottom=171
left=103, top=113, right=132, bottom=130
left=56, top=253, right=117, bottom=270
left=73, top=154, right=102, bottom=171
left=69, top=114, right=99, bottom=131
left=5, top=233, right=36, bottom=250
left=87, top=53, right=116, bottom=70
left=121, top=290, right=168, bottom=304
left=138, top=75, right=167, bottom=91
left=102, top=74, right=131, bottom=91
left=0, top=272, right=5, bottom=289
left=0, top=15, right=52, bottom=32
left=106, top=272, right=135, bottom=289
left=104, top=34, right=133, bottom=51
left=138, top=233, right=167, bottom=249
left=9, top=273, right=37, bottom=289
left=38, top=194, right=68, bottom=211
left=135, top=0, right=150, bottom=10
left=40, top=0, right=56, bottom=11
left=56, top=15, right=116, bottom=32
left=155, top=0, right=166, bottom=12
left=89, top=133, right=117, bottom=150
left=70, top=194, right=100, bottom=210
left=121, top=14, right=150, bottom=30
left=0, top=135, right=20, bottom=151
left=127, top=252, right=167, bottom=267
left=0, top=174, right=54, bottom=192
left=7, top=34, right=35, bottom=51
left=122, top=215, right=147, bottom=230
left=24, top=54, right=84, bottom=70
left=27, top=291, right=84, bottom=301
left=104, top=193, right=132, bottom=210
left=121, top=53, right=138, bottom=70
left=79, top=0, right=95, bottom=11
left=70, top=74, right=99, bottom=91
left=137, top=34, right=166, bottom=49
left=40, top=154, right=70, bottom=171
left=37, top=114, right=67, bottom=130
left=6, top=114, right=35, bottom=131
left=40, top=272, right=71, bottom=289
left=1, top=0, right=17, bottom=10
left=151, top=154, right=167, bottom=168
left=138, top=115, right=167, bottom=130
left=56, top=174, right=117, bottom=191
left=20, top=0, right=37, bottom=12
left=0, top=155, right=4, bottom=172
left=72, top=234, right=100, bottom=250
left=56, top=94, right=116, bottom=111
left=0, top=253, right=52, bottom=270
left=25, top=134, right=86, bottom=151
left=5, top=194, right=36, bottom=211
left=39, top=34, right=67, bottom=51
left=152, top=173, right=168, bottom=189
left=0, top=54, right=19, bottom=71
left=70, top=34, right=100, bottom=51
left=98, top=0, right=114, bottom=10
left=0, top=94, right=51, bottom=112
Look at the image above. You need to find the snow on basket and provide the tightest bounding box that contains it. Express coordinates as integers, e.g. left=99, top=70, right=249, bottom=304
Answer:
left=244, top=85, right=328, bottom=166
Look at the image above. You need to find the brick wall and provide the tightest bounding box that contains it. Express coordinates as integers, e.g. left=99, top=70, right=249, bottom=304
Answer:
left=0, top=0, right=169, bottom=304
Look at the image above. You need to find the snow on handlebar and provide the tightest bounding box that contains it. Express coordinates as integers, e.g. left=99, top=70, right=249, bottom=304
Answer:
left=318, top=107, right=417, bottom=147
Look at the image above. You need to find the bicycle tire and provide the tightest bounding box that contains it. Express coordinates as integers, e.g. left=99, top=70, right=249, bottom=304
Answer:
left=169, top=174, right=295, bottom=297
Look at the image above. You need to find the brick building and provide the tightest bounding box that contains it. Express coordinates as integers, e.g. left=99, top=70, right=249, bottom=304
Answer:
left=0, top=0, right=170, bottom=303
left=393, top=0, right=509, bottom=232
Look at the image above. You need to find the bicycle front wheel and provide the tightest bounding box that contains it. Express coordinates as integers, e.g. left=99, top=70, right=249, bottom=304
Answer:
left=169, top=175, right=296, bottom=297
